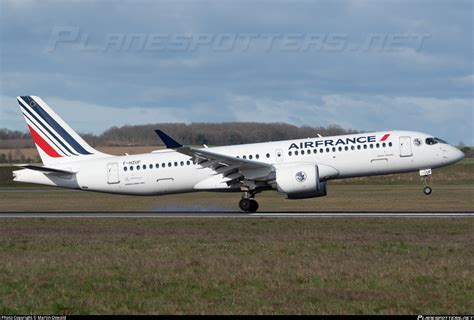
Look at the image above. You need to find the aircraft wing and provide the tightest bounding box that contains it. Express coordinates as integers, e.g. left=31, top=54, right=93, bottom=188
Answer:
left=155, top=130, right=274, bottom=184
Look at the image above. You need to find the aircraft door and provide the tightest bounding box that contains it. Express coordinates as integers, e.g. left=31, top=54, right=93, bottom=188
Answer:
left=399, top=136, right=413, bottom=157
left=107, top=163, right=120, bottom=184
left=275, top=149, right=284, bottom=162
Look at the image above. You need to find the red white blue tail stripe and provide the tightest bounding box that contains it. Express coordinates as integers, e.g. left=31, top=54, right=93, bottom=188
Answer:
left=17, top=96, right=97, bottom=161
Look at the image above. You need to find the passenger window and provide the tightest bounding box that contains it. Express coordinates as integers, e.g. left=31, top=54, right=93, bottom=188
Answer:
left=332, top=147, right=336, bottom=152
left=168, top=162, right=172, bottom=167
left=376, top=143, right=380, bottom=148
left=143, top=165, right=146, bottom=170
left=363, top=145, right=367, bottom=149
left=370, top=144, right=374, bottom=149
left=301, top=150, right=305, bottom=155
left=243, top=155, right=247, bottom=159
left=288, top=151, right=292, bottom=156
left=266, top=153, right=270, bottom=158
left=389, top=142, right=393, bottom=147
left=351, top=145, right=355, bottom=150
left=249, top=155, right=253, bottom=160
left=344, top=146, right=348, bottom=151
left=149, top=164, right=153, bottom=169
left=382, top=143, right=386, bottom=148
left=186, top=160, right=191, bottom=165
left=174, top=162, right=178, bottom=167
left=256, top=154, right=259, bottom=159
left=124, top=167, right=127, bottom=172
left=326, top=148, right=330, bottom=153
left=137, top=165, right=140, bottom=170
left=295, top=151, right=299, bottom=155
left=130, top=166, right=133, bottom=171
left=162, top=163, right=165, bottom=168
left=180, top=161, right=184, bottom=166
left=320, top=148, right=324, bottom=153
left=338, top=147, right=342, bottom=152
left=307, top=149, right=311, bottom=154
left=155, top=164, right=159, bottom=168
left=314, top=149, right=317, bottom=154
left=357, top=145, right=361, bottom=150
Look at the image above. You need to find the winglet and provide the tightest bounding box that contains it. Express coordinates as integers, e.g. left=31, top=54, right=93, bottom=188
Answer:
left=155, top=129, right=183, bottom=149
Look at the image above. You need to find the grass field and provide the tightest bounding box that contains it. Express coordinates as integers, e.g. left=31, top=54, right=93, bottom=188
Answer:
left=0, top=159, right=473, bottom=212
left=0, top=184, right=472, bottom=212
left=0, top=218, right=472, bottom=314
left=0, top=158, right=472, bottom=314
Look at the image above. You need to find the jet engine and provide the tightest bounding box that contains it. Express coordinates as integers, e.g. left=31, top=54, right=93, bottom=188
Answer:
left=275, top=164, right=327, bottom=199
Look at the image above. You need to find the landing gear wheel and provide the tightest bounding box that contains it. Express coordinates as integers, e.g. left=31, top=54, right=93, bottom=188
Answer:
left=423, top=186, right=432, bottom=195
left=249, top=200, right=259, bottom=212
left=420, top=169, right=433, bottom=196
left=239, top=198, right=252, bottom=212
left=239, top=198, right=259, bottom=212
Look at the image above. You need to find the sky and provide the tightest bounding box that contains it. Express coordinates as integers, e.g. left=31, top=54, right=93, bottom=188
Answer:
left=0, top=0, right=473, bottom=145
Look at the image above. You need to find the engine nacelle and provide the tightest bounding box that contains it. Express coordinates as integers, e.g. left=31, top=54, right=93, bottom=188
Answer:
left=275, top=164, right=327, bottom=199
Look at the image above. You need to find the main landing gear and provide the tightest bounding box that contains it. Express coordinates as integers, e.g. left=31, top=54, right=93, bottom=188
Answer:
left=420, top=168, right=432, bottom=195
left=239, top=191, right=259, bottom=212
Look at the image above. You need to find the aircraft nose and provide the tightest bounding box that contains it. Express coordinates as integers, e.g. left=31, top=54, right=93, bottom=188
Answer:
left=451, top=146, right=465, bottom=163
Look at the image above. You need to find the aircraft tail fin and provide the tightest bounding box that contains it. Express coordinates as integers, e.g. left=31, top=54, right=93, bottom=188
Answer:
left=17, top=96, right=109, bottom=165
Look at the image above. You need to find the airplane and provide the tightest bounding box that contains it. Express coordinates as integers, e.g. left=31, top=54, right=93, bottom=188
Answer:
left=12, top=96, right=465, bottom=212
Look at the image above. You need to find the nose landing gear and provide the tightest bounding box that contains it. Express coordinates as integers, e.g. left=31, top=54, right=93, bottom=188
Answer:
left=423, top=185, right=432, bottom=195
left=239, top=191, right=259, bottom=212
left=420, top=168, right=432, bottom=195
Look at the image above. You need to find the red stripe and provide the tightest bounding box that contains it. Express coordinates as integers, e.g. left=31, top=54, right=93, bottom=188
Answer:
left=380, top=133, right=391, bottom=142
left=27, top=124, right=62, bottom=158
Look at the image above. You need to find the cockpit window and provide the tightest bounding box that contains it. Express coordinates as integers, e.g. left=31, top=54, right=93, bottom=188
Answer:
left=426, top=137, right=448, bottom=145
left=434, top=137, right=448, bottom=144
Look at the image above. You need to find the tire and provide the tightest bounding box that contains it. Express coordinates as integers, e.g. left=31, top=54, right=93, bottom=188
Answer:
left=239, top=199, right=259, bottom=212
left=249, top=200, right=259, bottom=212
left=423, top=186, right=432, bottom=195
left=239, top=198, right=253, bottom=212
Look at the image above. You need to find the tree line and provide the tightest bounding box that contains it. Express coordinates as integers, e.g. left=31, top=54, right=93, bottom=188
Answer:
left=0, top=123, right=360, bottom=148
left=1, top=124, right=472, bottom=157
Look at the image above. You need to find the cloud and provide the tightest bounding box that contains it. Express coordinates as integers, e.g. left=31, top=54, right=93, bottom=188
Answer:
left=0, top=0, right=472, bottom=145
left=1, top=94, right=236, bottom=133
left=1, top=91, right=472, bottom=145
left=451, top=74, right=474, bottom=87
left=225, top=93, right=473, bottom=145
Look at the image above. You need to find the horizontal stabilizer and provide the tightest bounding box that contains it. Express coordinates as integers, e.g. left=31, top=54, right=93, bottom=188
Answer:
left=16, top=164, right=76, bottom=175
left=155, top=129, right=183, bottom=149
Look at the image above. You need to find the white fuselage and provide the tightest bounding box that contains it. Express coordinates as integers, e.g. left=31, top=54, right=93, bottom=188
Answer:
left=13, top=130, right=464, bottom=195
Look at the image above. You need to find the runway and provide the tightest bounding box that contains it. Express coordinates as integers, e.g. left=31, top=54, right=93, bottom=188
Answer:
left=0, top=212, right=472, bottom=218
